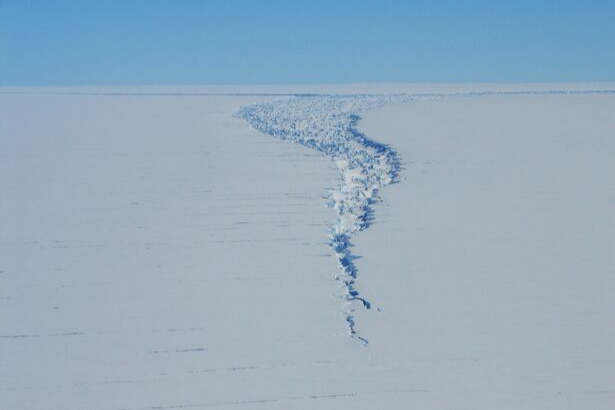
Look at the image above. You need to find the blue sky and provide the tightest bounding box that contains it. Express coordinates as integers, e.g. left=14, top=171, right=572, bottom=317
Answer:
left=1, top=0, right=614, bottom=85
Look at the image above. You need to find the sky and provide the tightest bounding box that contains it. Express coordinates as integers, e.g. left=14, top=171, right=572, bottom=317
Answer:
left=1, top=0, right=614, bottom=85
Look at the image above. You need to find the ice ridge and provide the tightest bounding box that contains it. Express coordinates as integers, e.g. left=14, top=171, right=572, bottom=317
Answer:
left=236, top=95, right=413, bottom=344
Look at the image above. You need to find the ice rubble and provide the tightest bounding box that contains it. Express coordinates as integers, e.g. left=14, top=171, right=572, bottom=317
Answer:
left=236, top=95, right=415, bottom=344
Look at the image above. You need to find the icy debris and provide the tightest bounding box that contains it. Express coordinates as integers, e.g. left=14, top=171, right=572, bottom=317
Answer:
left=236, top=95, right=415, bottom=344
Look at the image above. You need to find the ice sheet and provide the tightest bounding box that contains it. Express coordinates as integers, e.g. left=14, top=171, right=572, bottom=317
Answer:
left=1, top=86, right=614, bottom=409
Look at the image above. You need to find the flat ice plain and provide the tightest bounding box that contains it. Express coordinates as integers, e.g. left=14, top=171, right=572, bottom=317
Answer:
left=1, top=84, right=614, bottom=409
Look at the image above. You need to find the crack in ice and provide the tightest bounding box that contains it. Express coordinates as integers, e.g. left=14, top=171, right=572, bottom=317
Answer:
left=236, top=95, right=412, bottom=344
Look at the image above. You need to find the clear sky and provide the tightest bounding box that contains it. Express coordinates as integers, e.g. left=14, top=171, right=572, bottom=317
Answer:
left=1, top=0, right=614, bottom=85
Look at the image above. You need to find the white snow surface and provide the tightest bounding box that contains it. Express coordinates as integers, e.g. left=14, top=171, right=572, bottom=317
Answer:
left=1, top=85, right=614, bottom=409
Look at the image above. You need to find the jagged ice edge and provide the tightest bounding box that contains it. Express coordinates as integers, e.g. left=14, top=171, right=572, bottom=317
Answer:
left=235, top=95, right=414, bottom=345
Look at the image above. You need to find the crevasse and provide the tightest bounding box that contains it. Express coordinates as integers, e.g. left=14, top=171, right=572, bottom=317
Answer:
left=236, top=95, right=410, bottom=344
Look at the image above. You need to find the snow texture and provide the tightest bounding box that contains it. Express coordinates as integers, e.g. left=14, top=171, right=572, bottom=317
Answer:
left=2, top=86, right=614, bottom=410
